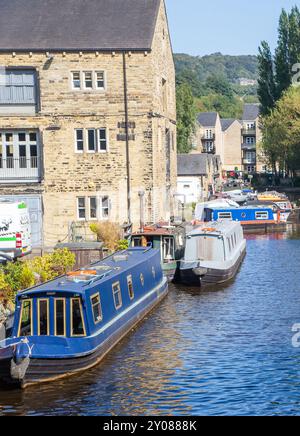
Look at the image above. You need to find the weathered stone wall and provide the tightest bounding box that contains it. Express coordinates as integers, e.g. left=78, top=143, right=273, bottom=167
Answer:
left=0, top=0, right=177, bottom=247
left=222, top=121, right=243, bottom=171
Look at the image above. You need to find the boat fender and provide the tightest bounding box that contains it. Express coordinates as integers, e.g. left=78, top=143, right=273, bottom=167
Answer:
left=10, top=355, right=30, bottom=381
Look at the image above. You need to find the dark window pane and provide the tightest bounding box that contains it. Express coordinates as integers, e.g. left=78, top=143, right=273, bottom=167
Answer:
left=71, top=299, right=85, bottom=336
left=29, top=132, right=37, bottom=142
left=88, top=130, right=96, bottom=151
left=18, top=133, right=26, bottom=142
left=38, top=300, right=49, bottom=336
left=55, top=300, right=65, bottom=336
left=19, top=300, right=32, bottom=337
left=90, top=197, right=97, bottom=219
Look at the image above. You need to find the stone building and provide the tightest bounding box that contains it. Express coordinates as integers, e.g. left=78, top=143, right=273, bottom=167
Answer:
left=0, top=0, right=177, bottom=249
left=241, top=104, right=264, bottom=174
left=221, top=119, right=243, bottom=173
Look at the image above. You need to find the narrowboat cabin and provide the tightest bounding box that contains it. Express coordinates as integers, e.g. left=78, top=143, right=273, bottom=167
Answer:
left=257, top=191, right=292, bottom=213
left=204, top=207, right=279, bottom=228
left=130, top=224, right=185, bottom=279
left=0, top=247, right=168, bottom=389
left=175, top=221, right=246, bottom=286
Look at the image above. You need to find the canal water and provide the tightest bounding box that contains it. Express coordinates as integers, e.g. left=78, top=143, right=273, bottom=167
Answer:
left=1, top=225, right=300, bottom=416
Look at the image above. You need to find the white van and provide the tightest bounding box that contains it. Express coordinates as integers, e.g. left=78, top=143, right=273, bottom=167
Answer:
left=0, top=200, right=32, bottom=261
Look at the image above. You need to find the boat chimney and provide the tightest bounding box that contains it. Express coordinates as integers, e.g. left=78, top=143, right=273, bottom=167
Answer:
left=138, top=190, right=145, bottom=233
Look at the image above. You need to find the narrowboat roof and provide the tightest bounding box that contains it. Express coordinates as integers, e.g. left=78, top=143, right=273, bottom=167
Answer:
left=208, top=206, right=274, bottom=211
left=132, top=225, right=183, bottom=237
left=19, top=247, right=157, bottom=297
left=188, top=221, right=241, bottom=237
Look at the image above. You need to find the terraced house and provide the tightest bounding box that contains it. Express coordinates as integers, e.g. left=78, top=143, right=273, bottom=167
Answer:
left=0, top=0, right=177, bottom=248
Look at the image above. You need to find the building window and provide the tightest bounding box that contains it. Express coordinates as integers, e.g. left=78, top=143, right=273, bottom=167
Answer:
left=0, top=130, right=39, bottom=172
left=75, top=129, right=84, bottom=152
left=96, top=71, right=105, bottom=89
left=89, top=197, right=97, bottom=220
left=83, top=71, right=93, bottom=89
left=246, top=137, right=255, bottom=145
left=112, top=282, right=122, bottom=310
left=71, top=72, right=81, bottom=89
left=205, top=130, right=213, bottom=139
left=90, top=293, right=103, bottom=324
left=87, top=129, right=97, bottom=152
left=77, top=197, right=86, bottom=220
left=101, top=196, right=110, bottom=219
left=75, top=128, right=108, bottom=153
left=77, top=196, right=110, bottom=221
left=98, top=128, right=108, bottom=152
left=0, top=69, right=37, bottom=105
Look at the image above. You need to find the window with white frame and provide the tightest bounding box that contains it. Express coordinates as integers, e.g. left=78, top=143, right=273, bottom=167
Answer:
left=96, top=71, right=105, bottom=89
left=77, top=196, right=110, bottom=220
left=77, top=197, right=86, bottom=220
left=71, top=72, right=81, bottom=89
left=246, top=137, right=255, bottom=145
left=83, top=71, right=93, bottom=89
left=71, top=71, right=106, bottom=91
left=75, top=129, right=84, bottom=152
left=75, top=128, right=108, bottom=153
left=87, top=129, right=97, bottom=152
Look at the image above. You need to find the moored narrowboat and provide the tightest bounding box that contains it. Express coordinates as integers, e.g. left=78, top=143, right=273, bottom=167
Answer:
left=175, top=221, right=246, bottom=286
left=204, top=206, right=280, bottom=228
left=130, top=224, right=185, bottom=279
left=0, top=247, right=168, bottom=389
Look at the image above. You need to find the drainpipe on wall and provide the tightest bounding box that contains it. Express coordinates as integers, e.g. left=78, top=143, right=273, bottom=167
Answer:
left=122, top=51, right=131, bottom=226
left=138, top=191, right=145, bottom=233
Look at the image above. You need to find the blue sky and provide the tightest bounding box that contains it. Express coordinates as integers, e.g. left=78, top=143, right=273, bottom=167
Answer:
left=165, top=0, right=298, bottom=56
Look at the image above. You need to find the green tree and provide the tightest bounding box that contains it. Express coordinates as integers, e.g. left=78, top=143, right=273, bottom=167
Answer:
left=205, top=75, right=233, bottom=98
left=257, top=41, right=276, bottom=115
left=176, top=83, right=196, bottom=153
left=274, top=9, right=291, bottom=98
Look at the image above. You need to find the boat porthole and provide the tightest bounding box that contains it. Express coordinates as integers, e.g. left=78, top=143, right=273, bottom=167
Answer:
left=140, top=273, right=144, bottom=286
left=152, top=267, right=156, bottom=279
left=241, top=213, right=246, bottom=218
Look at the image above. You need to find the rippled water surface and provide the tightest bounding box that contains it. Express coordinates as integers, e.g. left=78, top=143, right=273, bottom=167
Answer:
left=1, top=225, right=300, bottom=416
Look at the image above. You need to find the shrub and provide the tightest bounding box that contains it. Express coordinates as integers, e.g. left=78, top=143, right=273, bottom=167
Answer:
left=0, top=249, right=75, bottom=305
left=117, top=239, right=129, bottom=251
left=90, top=222, right=122, bottom=252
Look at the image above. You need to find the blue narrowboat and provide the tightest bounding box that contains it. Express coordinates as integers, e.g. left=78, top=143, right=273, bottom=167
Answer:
left=204, top=207, right=278, bottom=227
left=0, top=247, right=168, bottom=389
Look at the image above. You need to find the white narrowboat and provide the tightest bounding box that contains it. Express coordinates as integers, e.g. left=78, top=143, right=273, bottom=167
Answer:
left=175, top=221, right=246, bottom=286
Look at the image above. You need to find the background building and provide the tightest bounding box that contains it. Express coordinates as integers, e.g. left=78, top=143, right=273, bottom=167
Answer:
left=0, top=0, right=177, bottom=249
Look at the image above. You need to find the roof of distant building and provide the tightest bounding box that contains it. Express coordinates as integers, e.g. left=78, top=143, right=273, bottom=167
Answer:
left=242, top=104, right=260, bottom=121
left=197, top=112, right=218, bottom=127
left=177, top=153, right=217, bottom=176
left=0, top=0, right=161, bottom=51
left=221, top=119, right=236, bottom=131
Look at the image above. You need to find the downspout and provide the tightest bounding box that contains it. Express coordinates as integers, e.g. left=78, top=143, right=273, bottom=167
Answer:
left=122, top=52, right=131, bottom=225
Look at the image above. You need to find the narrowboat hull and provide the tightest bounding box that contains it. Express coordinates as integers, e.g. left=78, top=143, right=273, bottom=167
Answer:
left=0, top=278, right=168, bottom=389
left=176, top=246, right=246, bottom=287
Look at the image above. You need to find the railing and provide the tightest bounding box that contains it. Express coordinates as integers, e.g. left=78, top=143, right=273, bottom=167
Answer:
left=242, top=128, right=256, bottom=136
left=0, top=157, right=41, bottom=183
left=243, top=158, right=256, bottom=165
left=242, top=142, right=256, bottom=150
left=201, top=134, right=215, bottom=141
left=202, top=146, right=216, bottom=154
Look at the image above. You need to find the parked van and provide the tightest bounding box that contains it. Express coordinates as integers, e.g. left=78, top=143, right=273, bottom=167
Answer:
left=0, top=200, right=32, bottom=261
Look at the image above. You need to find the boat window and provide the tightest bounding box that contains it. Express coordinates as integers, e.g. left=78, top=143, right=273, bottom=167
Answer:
left=71, top=298, right=86, bottom=337
left=231, top=235, right=235, bottom=248
left=218, top=212, right=232, bottom=220
left=163, top=237, right=175, bottom=261
left=112, top=282, right=122, bottom=310
left=38, top=299, right=49, bottom=336
left=127, top=275, right=134, bottom=300
left=255, top=211, right=269, bottom=220
left=18, top=299, right=32, bottom=337
left=132, top=237, right=142, bottom=247
left=91, top=293, right=103, bottom=324
left=55, top=299, right=66, bottom=336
